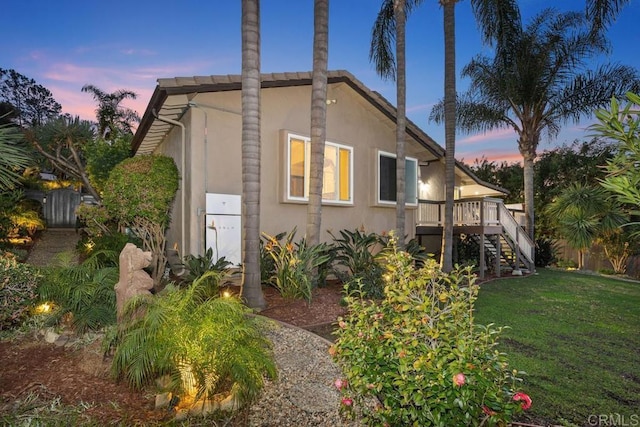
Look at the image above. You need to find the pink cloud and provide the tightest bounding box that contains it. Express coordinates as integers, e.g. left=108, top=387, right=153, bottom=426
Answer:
left=457, top=147, right=523, bottom=165
left=38, top=61, right=203, bottom=121
left=457, top=128, right=517, bottom=145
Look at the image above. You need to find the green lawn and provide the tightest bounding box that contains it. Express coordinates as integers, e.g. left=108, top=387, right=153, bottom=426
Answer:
left=474, top=268, right=640, bottom=425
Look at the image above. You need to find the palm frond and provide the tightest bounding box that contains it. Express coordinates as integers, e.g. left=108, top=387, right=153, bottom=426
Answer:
left=370, top=0, right=397, bottom=81
left=0, top=122, right=32, bottom=190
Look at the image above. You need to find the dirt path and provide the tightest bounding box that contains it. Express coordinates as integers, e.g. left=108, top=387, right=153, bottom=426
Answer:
left=25, top=228, right=80, bottom=267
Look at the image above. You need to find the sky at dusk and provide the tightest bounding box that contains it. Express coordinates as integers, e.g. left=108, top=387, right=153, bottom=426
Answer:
left=3, top=0, right=639, bottom=165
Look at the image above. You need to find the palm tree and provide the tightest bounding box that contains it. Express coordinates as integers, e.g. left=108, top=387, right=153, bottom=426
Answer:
left=370, top=0, right=418, bottom=252
left=0, top=122, right=32, bottom=190
left=440, top=0, right=455, bottom=270
left=430, top=8, right=640, bottom=249
left=81, top=85, right=139, bottom=139
left=241, top=0, right=266, bottom=310
left=306, top=0, right=330, bottom=247
left=586, top=0, right=630, bottom=36
left=546, top=183, right=625, bottom=269
left=371, top=0, right=519, bottom=269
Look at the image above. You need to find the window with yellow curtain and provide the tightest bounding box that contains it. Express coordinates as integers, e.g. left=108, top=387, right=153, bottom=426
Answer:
left=286, top=133, right=353, bottom=204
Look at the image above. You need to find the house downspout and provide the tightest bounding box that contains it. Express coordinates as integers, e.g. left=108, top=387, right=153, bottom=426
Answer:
left=152, top=110, right=186, bottom=257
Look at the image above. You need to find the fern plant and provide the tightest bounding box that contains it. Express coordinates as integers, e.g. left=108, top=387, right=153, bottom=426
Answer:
left=37, top=249, right=119, bottom=333
left=111, top=271, right=276, bottom=406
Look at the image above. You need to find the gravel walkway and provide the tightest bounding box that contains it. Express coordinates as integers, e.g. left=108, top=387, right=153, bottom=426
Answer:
left=247, top=322, right=359, bottom=427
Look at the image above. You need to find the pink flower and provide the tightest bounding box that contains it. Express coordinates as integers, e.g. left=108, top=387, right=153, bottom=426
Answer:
left=334, top=378, right=347, bottom=390
left=328, top=345, right=337, bottom=356
left=513, top=392, right=532, bottom=410
left=453, top=372, right=466, bottom=387
left=341, top=397, right=353, bottom=406
left=338, top=320, right=347, bottom=329
left=366, top=383, right=376, bottom=390
left=482, top=405, right=497, bottom=416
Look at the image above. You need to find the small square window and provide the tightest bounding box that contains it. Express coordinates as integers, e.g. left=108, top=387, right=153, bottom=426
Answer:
left=377, top=151, right=418, bottom=206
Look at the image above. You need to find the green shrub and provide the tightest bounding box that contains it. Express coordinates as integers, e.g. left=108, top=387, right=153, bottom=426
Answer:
left=37, top=251, right=119, bottom=333
left=111, top=272, right=276, bottom=406
left=0, top=190, right=44, bottom=246
left=0, top=258, right=42, bottom=330
left=102, top=154, right=179, bottom=287
left=332, top=242, right=530, bottom=426
left=556, top=258, right=578, bottom=269
left=330, top=228, right=385, bottom=298
left=262, top=228, right=331, bottom=302
left=535, top=237, right=559, bottom=267
left=182, top=248, right=232, bottom=297
left=75, top=203, right=112, bottom=238
left=77, top=231, right=138, bottom=264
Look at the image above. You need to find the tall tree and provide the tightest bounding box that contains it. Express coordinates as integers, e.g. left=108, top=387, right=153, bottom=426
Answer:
left=586, top=0, right=630, bottom=36
left=26, top=116, right=101, bottom=201
left=394, top=0, right=407, bottom=250
left=306, top=0, right=330, bottom=246
left=0, top=69, right=61, bottom=127
left=371, top=0, right=519, bottom=269
left=81, top=85, right=139, bottom=139
left=370, top=0, right=413, bottom=251
left=431, top=8, right=640, bottom=248
left=241, top=0, right=266, bottom=310
left=440, top=0, right=456, bottom=271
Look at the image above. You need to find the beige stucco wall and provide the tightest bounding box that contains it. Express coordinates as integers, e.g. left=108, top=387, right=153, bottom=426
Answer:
left=157, top=82, right=448, bottom=256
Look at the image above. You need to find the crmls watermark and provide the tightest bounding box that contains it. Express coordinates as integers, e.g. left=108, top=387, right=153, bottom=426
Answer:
left=587, top=414, right=640, bottom=426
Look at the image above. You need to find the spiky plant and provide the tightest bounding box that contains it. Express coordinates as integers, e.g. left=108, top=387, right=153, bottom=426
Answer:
left=111, top=271, right=276, bottom=406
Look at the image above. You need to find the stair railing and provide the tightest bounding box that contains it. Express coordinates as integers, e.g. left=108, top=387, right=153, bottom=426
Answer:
left=497, top=202, right=534, bottom=263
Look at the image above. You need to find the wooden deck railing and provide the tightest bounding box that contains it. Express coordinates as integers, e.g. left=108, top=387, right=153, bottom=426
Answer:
left=417, top=197, right=534, bottom=263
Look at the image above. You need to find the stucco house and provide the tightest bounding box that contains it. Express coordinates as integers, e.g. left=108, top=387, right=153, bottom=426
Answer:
left=131, top=70, right=533, bottom=276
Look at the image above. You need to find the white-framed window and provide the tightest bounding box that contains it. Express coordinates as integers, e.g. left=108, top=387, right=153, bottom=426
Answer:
left=286, top=133, right=353, bottom=204
left=377, top=150, right=418, bottom=206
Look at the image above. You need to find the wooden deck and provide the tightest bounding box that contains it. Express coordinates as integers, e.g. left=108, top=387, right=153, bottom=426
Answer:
left=415, top=197, right=534, bottom=276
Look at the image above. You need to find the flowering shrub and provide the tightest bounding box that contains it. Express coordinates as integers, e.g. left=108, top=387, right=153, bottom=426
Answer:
left=262, top=228, right=331, bottom=302
left=332, top=241, right=530, bottom=426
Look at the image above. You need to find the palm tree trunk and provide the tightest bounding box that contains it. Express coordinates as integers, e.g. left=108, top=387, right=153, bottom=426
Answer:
left=306, top=0, right=330, bottom=247
left=241, top=0, right=266, bottom=310
left=395, top=0, right=407, bottom=249
left=523, top=155, right=535, bottom=242
left=440, top=0, right=456, bottom=272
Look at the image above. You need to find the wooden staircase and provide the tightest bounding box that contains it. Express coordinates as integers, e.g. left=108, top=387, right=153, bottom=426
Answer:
left=416, top=197, right=534, bottom=277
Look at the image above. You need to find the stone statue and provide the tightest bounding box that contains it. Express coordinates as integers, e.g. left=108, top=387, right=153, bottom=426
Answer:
left=115, top=243, right=154, bottom=321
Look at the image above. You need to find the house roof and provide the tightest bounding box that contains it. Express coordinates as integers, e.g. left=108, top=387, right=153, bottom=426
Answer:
left=132, top=70, right=507, bottom=195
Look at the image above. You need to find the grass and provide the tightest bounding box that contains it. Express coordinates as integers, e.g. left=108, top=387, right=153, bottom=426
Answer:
left=474, top=268, right=640, bottom=425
